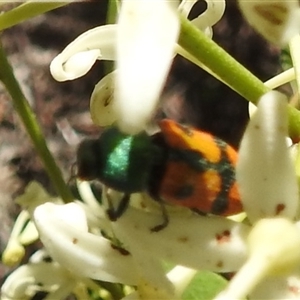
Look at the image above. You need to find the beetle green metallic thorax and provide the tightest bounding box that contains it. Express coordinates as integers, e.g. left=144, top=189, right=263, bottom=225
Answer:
left=97, top=127, right=160, bottom=193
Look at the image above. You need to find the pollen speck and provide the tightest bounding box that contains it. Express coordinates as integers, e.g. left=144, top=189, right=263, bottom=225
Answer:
left=216, top=260, right=224, bottom=268
left=72, top=238, right=78, bottom=244
left=216, top=230, right=231, bottom=243
left=275, top=203, right=285, bottom=215
left=177, top=236, right=189, bottom=243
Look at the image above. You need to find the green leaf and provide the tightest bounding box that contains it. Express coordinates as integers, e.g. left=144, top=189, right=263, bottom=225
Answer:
left=182, top=271, right=228, bottom=300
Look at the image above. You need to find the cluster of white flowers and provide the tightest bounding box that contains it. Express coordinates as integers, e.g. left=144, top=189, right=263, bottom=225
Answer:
left=3, top=0, right=300, bottom=299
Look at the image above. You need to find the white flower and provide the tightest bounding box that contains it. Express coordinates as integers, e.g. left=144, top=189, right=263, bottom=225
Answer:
left=178, top=0, right=225, bottom=37
left=1, top=250, right=77, bottom=300
left=50, top=25, right=116, bottom=82
left=18, top=92, right=300, bottom=298
left=237, top=91, right=298, bottom=223
left=50, top=0, right=225, bottom=133
left=90, top=70, right=118, bottom=127
left=238, top=0, right=300, bottom=46
left=5, top=90, right=300, bottom=299
left=0, top=183, right=138, bottom=300
left=1, top=181, right=58, bottom=267
left=113, top=0, right=179, bottom=133
left=50, top=1, right=223, bottom=82
left=215, top=91, right=300, bottom=300
left=2, top=179, right=250, bottom=299
left=31, top=184, right=250, bottom=297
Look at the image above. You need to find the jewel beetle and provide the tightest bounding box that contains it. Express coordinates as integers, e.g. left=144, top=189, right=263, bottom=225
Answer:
left=76, top=119, right=242, bottom=231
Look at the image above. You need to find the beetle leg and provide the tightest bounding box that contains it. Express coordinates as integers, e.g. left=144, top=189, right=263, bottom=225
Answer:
left=110, top=243, right=131, bottom=256
left=151, top=200, right=169, bottom=232
left=106, top=193, right=131, bottom=221
left=191, top=208, right=206, bottom=216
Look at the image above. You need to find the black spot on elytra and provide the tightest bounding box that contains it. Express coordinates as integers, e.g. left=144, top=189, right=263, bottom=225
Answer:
left=211, top=196, right=229, bottom=214
left=210, top=137, right=236, bottom=214
left=174, top=184, right=195, bottom=199
left=150, top=128, right=237, bottom=216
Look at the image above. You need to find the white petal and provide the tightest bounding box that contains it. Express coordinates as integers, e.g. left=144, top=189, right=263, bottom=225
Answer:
left=1, top=262, right=74, bottom=300
left=90, top=71, right=118, bottom=127
left=18, top=220, right=39, bottom=245
left=238, top=0, right=300, bottom=46
left=33, top=202, right=138, bottom=285
left=216, top=218, right=300, bottom=300
left=132, top=254, right=176, bottom=299
left=236, top=91, right=299, bottom=223
left=178, top=0, right=197, bottom=17
left=56, top=49, right=100, bottom=81
left=29, top=249, right=51, bottom=263
left=16, top=181, right=60, bottom=215
left=179, top=0, right=225, bottom=33
left=105, top=192, right=175, bottom=292
left=46, top=202, right=89, bottom=231
left=248, top=103, right=292, bottom=146
left=248, top=218, right=300, bottom=275
left=137, top=273, right=176, bottom=300
left=115, top=0, right=179, bottom=134
left=250, top=274, right=300, bottom=299
left=50, top=25, right=117, bottom=81
left=113, top=206, right=249, bottom=272
left=75, top=181, right=111, bottom=231
left=248, top=101, right=257, bottom=118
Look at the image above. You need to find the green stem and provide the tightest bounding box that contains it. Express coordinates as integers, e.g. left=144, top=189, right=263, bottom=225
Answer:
left=0, top=43, right=73, bottom=203
left=178, top=15, right=269, bottom=102
left=178, top=15, right=300, bottom=140
left=104, top=0, right=119, bottom=75
left=0, top=2, right=70, bottom=31
left=106, top=0, right=119, bottom=24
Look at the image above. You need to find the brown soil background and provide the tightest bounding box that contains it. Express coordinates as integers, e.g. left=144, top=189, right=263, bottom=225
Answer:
left=0, top=0, right=281, bottom=281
